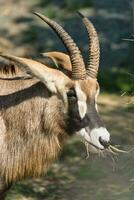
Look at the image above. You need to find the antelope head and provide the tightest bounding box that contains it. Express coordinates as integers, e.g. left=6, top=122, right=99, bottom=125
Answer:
left=0, top=12, right=110, bottom=153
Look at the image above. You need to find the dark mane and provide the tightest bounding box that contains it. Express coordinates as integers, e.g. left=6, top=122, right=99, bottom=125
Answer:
left=0, top=61, right=31, bottom=80
left=0, top=64, right=16, bottom=75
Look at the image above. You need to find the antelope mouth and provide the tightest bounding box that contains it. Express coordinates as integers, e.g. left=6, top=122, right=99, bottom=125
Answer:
left=86, top=140, right=105, bottom=151
left=77, top=127, right=111, bottom=153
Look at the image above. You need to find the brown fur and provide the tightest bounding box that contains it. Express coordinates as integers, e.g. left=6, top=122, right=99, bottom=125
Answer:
left=79, top=79, right=98, bottom=99
left=0, top=78, right=67, bottom=184
left=0, top=53, right=99, bottom=185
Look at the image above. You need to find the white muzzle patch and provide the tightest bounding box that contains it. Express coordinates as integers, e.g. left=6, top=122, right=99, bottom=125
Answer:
left=75, top=82, right=87, bottom=119
left=77, top=127, right=110, bottom=153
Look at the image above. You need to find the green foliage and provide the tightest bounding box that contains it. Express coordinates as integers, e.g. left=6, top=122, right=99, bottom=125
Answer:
left=41, top=5, right=59, bottom=19
left=74, top=163, right=105, bottom=180
left=30, top=0, right=92, bottom=12
left=125, top=102, right=134, bottom=112
left=21, top=27, right=38, bottom=44
left=64, top=0, right=92, bottom=11
left=98, top=67, right=134, bottom=93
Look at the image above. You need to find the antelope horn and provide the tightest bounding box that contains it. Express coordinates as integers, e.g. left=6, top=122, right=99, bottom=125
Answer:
left=33, top=12, right=86, bottom=80
left=78, top=12, right=100, bottom=79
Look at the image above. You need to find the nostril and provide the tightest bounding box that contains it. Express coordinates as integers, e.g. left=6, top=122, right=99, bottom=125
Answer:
left=99, top=137, right=110, bottom=148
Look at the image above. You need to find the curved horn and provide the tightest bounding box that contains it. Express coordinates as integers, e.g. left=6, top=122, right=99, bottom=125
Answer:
left=33, top=12, right=86, bottom=80
left=78, top=12, right=100, bottom=79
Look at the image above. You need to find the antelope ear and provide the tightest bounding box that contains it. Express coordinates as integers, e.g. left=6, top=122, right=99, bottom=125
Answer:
left=0, top=53, right=72, bottom=94
left=42, top=51, right=72, bottom=77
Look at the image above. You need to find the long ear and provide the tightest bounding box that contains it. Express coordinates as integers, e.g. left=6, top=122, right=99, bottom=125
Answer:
left=0, top=57, right=30, bottom=79
left=42, top=51, right=72, bottom=77
left=0, top=53, right=73, bottom=94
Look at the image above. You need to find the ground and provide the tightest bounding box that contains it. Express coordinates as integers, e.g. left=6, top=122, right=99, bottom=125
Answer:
left=6, top=94, right=134, bottom=200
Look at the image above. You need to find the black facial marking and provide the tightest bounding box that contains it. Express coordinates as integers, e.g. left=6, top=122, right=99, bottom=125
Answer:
left=99, top=137, right=110, bottom=148
left=86, top=101, right=105, bottom=130
left=66, top=87, right=89, bottom=135
left=67, top=87, right=77, bottom=99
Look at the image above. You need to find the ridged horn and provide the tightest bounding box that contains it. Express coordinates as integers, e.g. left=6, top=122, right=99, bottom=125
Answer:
left=33, top=12, right=86, bottom=80
left=78, top=12, right=100, bottom=79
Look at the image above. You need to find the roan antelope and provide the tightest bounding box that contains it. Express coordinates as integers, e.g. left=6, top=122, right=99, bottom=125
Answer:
left=0, top=12, right=110, bottom=199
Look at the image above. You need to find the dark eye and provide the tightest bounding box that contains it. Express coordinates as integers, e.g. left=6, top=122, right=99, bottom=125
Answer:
left=67, top=88, right=77, bottom=99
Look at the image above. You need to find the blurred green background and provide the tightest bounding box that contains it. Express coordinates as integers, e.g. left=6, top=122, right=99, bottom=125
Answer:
left=0, top=0, right=133, bottom=200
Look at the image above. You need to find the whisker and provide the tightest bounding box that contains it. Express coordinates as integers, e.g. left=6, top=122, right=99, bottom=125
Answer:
left=108, top=146, right=118, bottom=155
left=106, top=149, right=117, bottom=171
left=98, top=149, right=101, bottom=159
left=110, top=154, right=117, bottom=172
left=84, top=141, right=90, bottom=159
left=109, top=145, right=128, bottom=153
left=100, top=150, right=106, bottom=158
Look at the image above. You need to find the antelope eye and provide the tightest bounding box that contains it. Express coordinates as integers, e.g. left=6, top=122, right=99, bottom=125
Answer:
left=67, top=88, right=77, bottom=99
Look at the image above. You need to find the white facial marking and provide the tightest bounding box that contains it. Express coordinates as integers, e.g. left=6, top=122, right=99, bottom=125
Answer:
left=0, top=116, right=6, bottom=147
left=95, top=84, right=100, bottom=111
left=77, top=128, right=90, bottom=141
left=77, top=127, right=110, bottom=153
left=90, top=127, right=110, bottom=149
left=75, top=83, right=87, bottom=119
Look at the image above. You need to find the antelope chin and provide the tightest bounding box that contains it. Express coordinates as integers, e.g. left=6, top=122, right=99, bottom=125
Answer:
left=77, top=127, right=110, bottom=154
